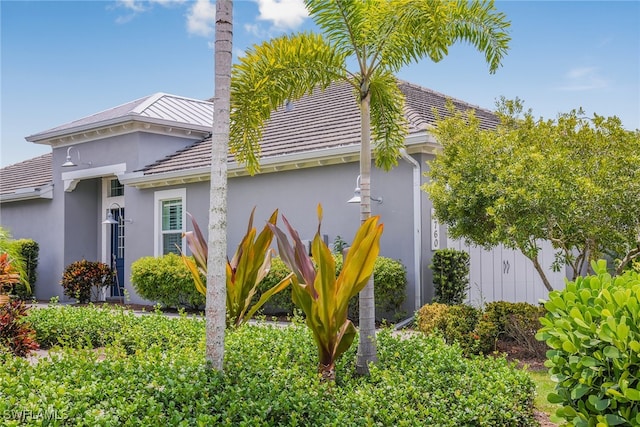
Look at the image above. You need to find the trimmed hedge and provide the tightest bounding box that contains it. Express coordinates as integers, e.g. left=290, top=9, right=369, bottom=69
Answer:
left=130, top=253, right=205, bottom=310
left=431, top=248, right=470, bottom=305
left=7, top=305, right=538, bottom=426
left=536, top=260, right=640, bottom=426
left=12, top=239, right=38, bottom=299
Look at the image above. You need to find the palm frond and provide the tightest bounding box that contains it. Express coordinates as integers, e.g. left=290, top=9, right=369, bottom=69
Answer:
left=230, top=33, right=348, bottom=175
left=369, top=72, right=408, bottom=171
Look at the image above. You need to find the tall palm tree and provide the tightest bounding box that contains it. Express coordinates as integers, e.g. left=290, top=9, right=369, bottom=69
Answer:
left=206, top=0, right=233, bottom=371
left=230, top=0, right=510, bottom=374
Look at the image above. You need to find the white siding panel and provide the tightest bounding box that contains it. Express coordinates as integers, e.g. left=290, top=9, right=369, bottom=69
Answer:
left=446, top=237, right=567, bottom=305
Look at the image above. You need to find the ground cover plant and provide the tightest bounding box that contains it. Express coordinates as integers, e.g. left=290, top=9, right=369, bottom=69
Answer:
left=0, top=304, right=537, bottom=426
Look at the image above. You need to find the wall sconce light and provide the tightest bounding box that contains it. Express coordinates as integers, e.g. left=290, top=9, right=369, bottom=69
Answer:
left=62, top=146, right=92, bottom=168
left=347, top=175, right=383, bottom=204
left=102, top=202, right=133, bottom=225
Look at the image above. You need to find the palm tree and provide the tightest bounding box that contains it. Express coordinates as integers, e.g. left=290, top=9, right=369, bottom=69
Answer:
left=230, top=0, right=510, bottom=374
left=206, top=0, right=233, bottom=371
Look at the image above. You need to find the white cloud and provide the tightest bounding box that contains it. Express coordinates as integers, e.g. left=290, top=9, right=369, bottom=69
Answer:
left=186, top=0, right=216, bottom=37
left=114, top=0, right=214, bottom=39
left=116, top=0, right=147, bottom=13
left=244, top=23, right=264, bottom=38
left=558, top=67, right=608, bottom=91
left=116, top=0, right=185, bottom=13
left=255, top=0, right=308, bottom=30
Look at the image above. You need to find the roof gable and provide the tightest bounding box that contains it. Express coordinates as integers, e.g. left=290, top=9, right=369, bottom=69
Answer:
left=26, top=93, right=213, bottom=144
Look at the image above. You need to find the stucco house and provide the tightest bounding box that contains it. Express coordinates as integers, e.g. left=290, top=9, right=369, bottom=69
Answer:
left=0, top=81, right=565, bottom=311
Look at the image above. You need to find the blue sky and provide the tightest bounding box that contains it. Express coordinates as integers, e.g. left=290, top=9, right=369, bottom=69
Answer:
left=1, top=0, right=638, bottom=167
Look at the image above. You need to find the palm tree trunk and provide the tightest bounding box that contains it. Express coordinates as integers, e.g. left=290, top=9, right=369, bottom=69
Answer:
left=206, top=0, right=232, bottom=371
left=356, top=89, right=377, bottom=375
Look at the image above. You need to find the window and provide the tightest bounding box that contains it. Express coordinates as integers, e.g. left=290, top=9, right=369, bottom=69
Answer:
left=154, top=189, right=186, bottom=256
left=109, top=179, right=124, bottom=197
left=161, top=199, right=182, bottom=255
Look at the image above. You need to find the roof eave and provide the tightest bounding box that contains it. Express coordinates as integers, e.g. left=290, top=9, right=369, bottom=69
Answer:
left=26, top=115, right=211, bottom=146
left=0, top=184, right=54, bottom=203
left=121, top=130, right=438, bottom=189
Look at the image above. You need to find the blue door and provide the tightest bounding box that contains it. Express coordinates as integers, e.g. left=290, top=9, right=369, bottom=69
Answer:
left=108, top=207, right=125, bottom=297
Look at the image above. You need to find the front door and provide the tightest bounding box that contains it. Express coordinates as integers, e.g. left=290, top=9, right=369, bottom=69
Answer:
left=108, top=206, right=125, bottom=297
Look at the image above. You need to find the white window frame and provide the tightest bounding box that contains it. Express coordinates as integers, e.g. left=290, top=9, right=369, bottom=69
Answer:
left=154, top=188, right=186, bottom=257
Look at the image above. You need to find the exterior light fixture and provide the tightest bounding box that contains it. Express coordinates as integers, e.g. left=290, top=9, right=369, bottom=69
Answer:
left=347, top=175, right=382, bottom=204
left=62, top=146, right=92, bottom=168
left=102, top=202, right=133, bottom=225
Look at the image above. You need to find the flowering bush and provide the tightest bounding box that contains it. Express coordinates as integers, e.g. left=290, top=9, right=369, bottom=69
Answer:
left=61, top=260, right=114, bottom=303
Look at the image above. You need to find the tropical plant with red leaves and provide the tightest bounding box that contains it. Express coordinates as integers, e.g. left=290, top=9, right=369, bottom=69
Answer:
left=0, top=300, right=39, bottom=357
left=0, top=252, right=22, bottom=297
left=182, top=209, right=293, bottom=328
left=269, top=205, right=383, bottom=381
left=61, top=260, right=114, bottom=303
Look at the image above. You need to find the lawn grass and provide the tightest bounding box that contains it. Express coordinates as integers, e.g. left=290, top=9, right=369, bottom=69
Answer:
left=529, top=369, right=561, bottom=421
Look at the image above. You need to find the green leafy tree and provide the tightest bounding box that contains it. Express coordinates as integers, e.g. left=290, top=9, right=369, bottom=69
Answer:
left=426, top=99, right=640, bottom=291
left=230, top=0, right=510, bottom=374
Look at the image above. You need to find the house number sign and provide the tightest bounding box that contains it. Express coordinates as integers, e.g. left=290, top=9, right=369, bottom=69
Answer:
left=431, top=208, right=440, bottom=251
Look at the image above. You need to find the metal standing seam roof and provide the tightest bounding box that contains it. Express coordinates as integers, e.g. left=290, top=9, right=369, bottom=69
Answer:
left=140, top=80, right=499, bottom=176
left=0, top=153, right=53, bottom=196
left=26, top=93, right=214, bottom=141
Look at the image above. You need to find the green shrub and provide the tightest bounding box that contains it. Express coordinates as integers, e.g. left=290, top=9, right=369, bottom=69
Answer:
left=347, top=255, right=407, bottom=322
left=0, top=300, right=39, bottom=357
left=255, top=256, right=295, bottom=314
left=415, top=302, right=449, bottom=333
left=431, top=248, right=470, bottom=305
left=11, top=239, right=38, bottom=299
left=5, top=308, right=536, bottom=426
left=416, top=303, right=496, bottom=355
left=131, top=253, right=205, bottom=309
left=536, top=260, right=640, bottom=426
left=485, top=301, right=547, bottom=358
left=61, top=260, right=114, bottom=304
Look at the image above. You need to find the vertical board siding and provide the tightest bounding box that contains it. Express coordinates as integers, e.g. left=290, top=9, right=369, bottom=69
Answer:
left=445, top=238, right=565, bottom=305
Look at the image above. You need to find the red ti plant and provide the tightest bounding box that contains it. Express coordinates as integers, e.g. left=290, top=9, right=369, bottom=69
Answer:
left=0, top=252, right=23, bottom=298
left=181, top=209, right=293, bottom=328
left=269, top=204, right=383, bottom=381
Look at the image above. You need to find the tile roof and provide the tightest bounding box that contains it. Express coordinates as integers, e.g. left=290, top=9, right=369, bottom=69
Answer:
left=26, top=93, right=213, bottom=142
left=0, top=153, right=53, bottom=196
left=2, top=80, right=499, bottom=192
left=141, top=80, right=498, bottom=175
